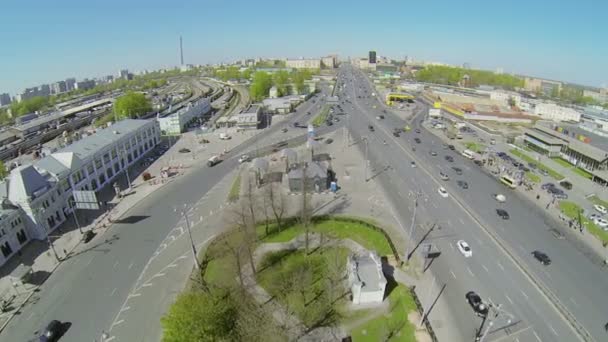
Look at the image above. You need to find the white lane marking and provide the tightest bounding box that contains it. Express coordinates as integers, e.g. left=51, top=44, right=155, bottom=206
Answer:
left=112, top=319, right=125, bottom=327
left=105, top=337, right=116, bottom=342
left=520, top=289, right=529, bottom=300
left=450, top=243, right=455, bottom=250
left=458, top=218, right=465, bottom=225
left=533, top=330, right=542, bottom=342
left=167, top=263, right=178, bottom=268
left=515, top=338, right=520, bottom=342
left=467, top=267, right=474, bottom=277
left=505, top=294, right=514, bottom=304
left=481, top=264, right=489, bottom=273
left=497, top=261, right=505, bottom=271
left=119, top=306, right=130, bottom=312
left=26, top=312, right=35, bottom=320
left=450, top=270, right=457, bottom=279
left=548, top=323, right=558, bottom=336
left=128, top=293, right=141, bottom=298
left=110, top=288, right=117, bottom=296
left=152, top=272, right=166, bottom=278
left=127, top=262, right=134, bottom=270
left=446, top=219, right=452, bottom=226
left=113, top=261, right=119, bottom=269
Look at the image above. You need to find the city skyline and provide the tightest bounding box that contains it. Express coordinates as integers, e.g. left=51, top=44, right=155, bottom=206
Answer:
left=1, top=0, right=607, bottom=95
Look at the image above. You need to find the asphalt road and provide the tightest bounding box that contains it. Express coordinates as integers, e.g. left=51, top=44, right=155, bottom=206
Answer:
left=337, top=65, right=585, bottom=342
left=0, top=85, right=336, bottom=342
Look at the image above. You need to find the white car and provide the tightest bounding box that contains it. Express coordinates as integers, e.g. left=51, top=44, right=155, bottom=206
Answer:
left=593, top=204, right=607, bottom=214
left=438, top=187, right=449, bottom=198
left=593, top=218, right=608, bottom=229
left=411, top=161, right=417, bottom=168
left=238, top=155, right=250, bottom=163
left=457, top=240, right=472, bottom=258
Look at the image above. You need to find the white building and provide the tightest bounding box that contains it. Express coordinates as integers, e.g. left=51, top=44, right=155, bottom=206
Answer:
left=286, top=59, right=321, bottom=69
left=157, top=99, right=211, bottom=135
left=534, top=103, right=581, bottom=122
left=347, top=251, right=387, bottom=305
left=262, top=95, right=304, bottom=114
left=0, top=119, right=160, bottom=267
left=489, top=90, right=521, bottom=107
left=268, top=86, right=279, bottom=99
left=321, top=55, right=338, bottom=69
left=235, top=104, right=262, bottom=130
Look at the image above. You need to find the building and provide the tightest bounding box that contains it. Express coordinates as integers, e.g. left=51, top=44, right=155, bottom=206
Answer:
left=583, top=89, right=608, bottom=104
left=262, top=95, right=304, bottom=114
left=118, top=69, right=130, bottom=80
left=347, top=251, right=387, bottom=305
left=157, top=99, right=211, bottom=135
left=235, top=104, right=262, bottom=130
left=50, top=81, right=67, bottom=95
left=524, top=77, right=562, bottom=95
left=0, top=119, right=160, bottom=267
left=533, top=103, right=581, bottom=122
left=489, top=90, right=521, bottom=107
left=321, top=55, right=337, bottom=69
left=75, top=79, right=96, bottom=91
left=268, top=86, right=279, bottom=99
left=286, top=59, right=321, bottom=70
left=0, top=93, right=11, bottom=106
left=369, top=51, right=377, bottom=64
left=287, top=161, right=329, bottom=193
left=65, top=78, right=76, bottom=91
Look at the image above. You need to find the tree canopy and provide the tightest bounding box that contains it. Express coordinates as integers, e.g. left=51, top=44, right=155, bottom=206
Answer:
left=272, top=70, right=290, bottom=96
left=113, top=92, right=152, bottom=119
left=161, top=289, right=238, bottom=342
left=415, top=65, right=524, bottom=90
left=249, top=71, right=273, bottom=101
left=10, top=96, right=54, bottom=116
left=0, top=161, right=7, bottom=180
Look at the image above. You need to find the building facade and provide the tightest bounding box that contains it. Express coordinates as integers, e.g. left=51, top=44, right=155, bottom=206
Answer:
left=0, top=119, right=160, bottom=267
left=583, top=89, right=608, bottom=104
left=75, top=79, right=96, bottom=91
left=321, top=55, right=337, bottom=69
left=65, top=78, right=76, bottom=92
left=368, top=51, right=377, bottom=64
left=524, top=77, right=562, bottom=95
left=286, top=59, right=321, bottom=69
left=157, top=99, right=211, bottom=135
left=0, top=93, right=11, bottom=106
left=50, top=81, right=68, bottom=95
left=533, top=103, right=581, bottom=122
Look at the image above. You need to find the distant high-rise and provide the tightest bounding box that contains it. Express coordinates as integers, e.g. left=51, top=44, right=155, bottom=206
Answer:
left=50, top=81, right=67, bottom=95
left=180, top=35, right=184, bottom=66
left=0, top=93, right=11, bottom=106
left=369, top=51, right=377, bottom=64
left=65, top=78, right=76, bottom=91
left=118, top=69, right=129, bottom=80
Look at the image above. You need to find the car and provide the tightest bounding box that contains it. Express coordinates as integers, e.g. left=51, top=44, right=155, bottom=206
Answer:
left=440, top=172, right=449, bottom=181
left=376, top=115, right=384, bottom=120
left=393, top=132, right=400, bottom=137
left=178, top=148, right=191, bottom=153
left=325, top=138, right=334, bottom=144
left=414, top=138, right=421, bottom=144
left=429, top=150, right=437, bottom=156
left=438, top=186, right=449, bottom=198
left=293, top=122, right=300, bottom=127
left=473, top=160, right=482, bottom=166
left=594, top=218, right=608, bottom=229
left=496, top=209, right=510, bottom=219
left=541, top=182, right=555, bottom=190
left=444, top=155, right=454, bottom=162
left=528, top=162, right=537, bottom=169
left=554, top=193, right=568, bottom=199
left=82, top=230, right=95, bottom=243
left=39, top=320, right=63, bottom=341
left=238, top=155, right=250, bottom=163
left=457, top=240, right=472, bottom=257
left=448, top=145, right=455, bottom=150
left=411, top=161, right=416, bottom=168
left=532, top=250, right=551, bottom=265
left=457, top=180, right=469, bottom=189
left=589, top=213, right=603, bottom=221
left=465, top=291, right=488, bottom=316
left=415, top=128, right=421, bottom=133
left=368, top=125, right=375, bottom=132
left=307, top=111, right=311, bottom=115
left=451, top=167, right=463, bottom=175
left=594, top=204, right=608, bottom=214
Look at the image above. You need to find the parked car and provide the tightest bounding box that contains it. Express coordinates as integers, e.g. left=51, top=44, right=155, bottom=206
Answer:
left=368, top=125, right=375, bottom=132
left=457, top=180, right=469, bottom=189
left=593, top=218, right=608, bottom=229
left=593, top=204, right=607, bottom=214
left=465, top=291, right=488, bottom=316
left=532, top=250, right=551, bottom=265
left=238, top=155, right=250, bottom=163
left=429, top=150, right=437, bottom=156
left=451, top=167, right=463, bottom=175
left=411, top=161, right=417, bottom=168
left=445, top=155, right=454, bottom=162
left=448, top=145, right=455, bottom=150
left=440, top=172, right=449, bottom=181
left=178, top=148, right=191, bottom=153
left=541, top=183, right=555, bottom=190
left=496, top=209, right=510, bottom=220
left=39, top=320, right=63, bottom=341
left=414, top=138, right=421, bottom=144
left=438, top=186, right=449, bottom=198
left=325, top=138, right=334, bottom=144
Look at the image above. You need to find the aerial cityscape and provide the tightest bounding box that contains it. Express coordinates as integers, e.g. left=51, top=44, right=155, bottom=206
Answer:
left=1, top=1, right=608, bottom=342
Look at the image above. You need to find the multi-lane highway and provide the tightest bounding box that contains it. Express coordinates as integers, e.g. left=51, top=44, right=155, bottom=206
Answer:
left=339, top=64, right=607, bottom=341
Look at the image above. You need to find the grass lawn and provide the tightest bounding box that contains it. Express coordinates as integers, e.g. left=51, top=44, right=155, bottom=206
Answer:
left=312, top=104, right=330, bottom=127
left=510, top=149, right=564, bottom=180
left=572, top=167, right=593, bottom=180
left=464, top=142, right=486, bottom=153
left=525, top=171, right=541, bottom=183
left=589, top=195, right=608, bottom=209
left=227, top=174, right=241, bottom=202
left=350, top=285, right=417, bottom=342
left=202, top=229, right=247, bottom=286
left=257, top=247, right=350, bottom=327
left=551, top=158, right=573, bottom=169
left=258, top=219, right=394, bottom=256
left=559, top=201, right=608, bottom=244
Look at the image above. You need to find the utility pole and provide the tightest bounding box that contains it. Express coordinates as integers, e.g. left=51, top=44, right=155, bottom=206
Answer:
left=405, top=190, right=422, bottom=261
left=175, top=205, right=199, bottom=269
left=475, top=299, right=514, bottom=342
left=418, top=273, right=436, bottom=328
left=363, top=136, right=369, bottom=181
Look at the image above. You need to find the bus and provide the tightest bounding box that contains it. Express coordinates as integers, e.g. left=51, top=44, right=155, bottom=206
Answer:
left=500, top=175, right=517, bottom=189
left=462, top=149, right=475, bottom=159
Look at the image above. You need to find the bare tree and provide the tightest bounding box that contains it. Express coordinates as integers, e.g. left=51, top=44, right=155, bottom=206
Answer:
left=265, top=182, right=286, bottom=232
left=227, top=197, right=257, bottom=275
left=300, top=164, right=313, bottom=254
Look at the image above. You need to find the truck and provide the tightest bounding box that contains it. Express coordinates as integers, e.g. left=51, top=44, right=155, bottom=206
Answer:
left=207, top=155, right=221, bottom=167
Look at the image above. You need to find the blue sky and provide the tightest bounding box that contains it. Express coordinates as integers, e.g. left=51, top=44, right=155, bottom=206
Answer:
left=1, top=0, right=607, bottom=95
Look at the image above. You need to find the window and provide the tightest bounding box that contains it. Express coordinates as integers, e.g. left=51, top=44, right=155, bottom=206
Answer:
left=57, top=188, right=62, bottom=196
left=1, top=242, right=12, bottom=258
left=91, top=179, right=98, bottom=191
left=106, top=167, right=113, bottom=178
left=95, top=158, right=103, bottom=169
left=0, top=229, right=5, bottom=238
left=99, top=173, right=106, bottom=185
left=61, top=179, right=71, bottom=192
left=71, top=170, right=84, bottom=185
left=130, top=138, right=136, bottom=147
left=127, top=153, right=132, bottom=163
left=139, top=146, right=144, bottom=155
left=103, top=153, right=111, bottom=164
left=133, top=150, right=139, bottom=158
left=114, top=162, right=120, bottom=174
left=144, top=142, right=148, bottom=150
left=111, top=148, right=118, bottom=160
left=51, top=195, right=55, bottom=203
left=67, top=195, right=75, bottom=208
left=136, top=134, right=142, bottom=143
left=55, top=211, right=61, bottom=221
left=87, top=164, right=94, bottom=176
left=17, top=229, right=27, bottom=244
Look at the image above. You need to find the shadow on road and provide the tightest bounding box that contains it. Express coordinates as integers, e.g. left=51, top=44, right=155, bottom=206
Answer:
left=67, top=234, right=120, bottom=259
left=113, top=215, right=149, bottom=224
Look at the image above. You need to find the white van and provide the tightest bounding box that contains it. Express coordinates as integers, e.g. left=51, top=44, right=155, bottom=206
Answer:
left=462, top=149, right=475, bottom=159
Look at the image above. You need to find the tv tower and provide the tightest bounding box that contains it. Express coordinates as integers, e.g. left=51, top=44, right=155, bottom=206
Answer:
left=179, top=35, right=184, bottom=66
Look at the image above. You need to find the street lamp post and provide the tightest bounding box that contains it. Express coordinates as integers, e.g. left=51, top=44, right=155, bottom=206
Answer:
left=175, top=205, right=199, bottom=269
left=405, top=191, right=422, bottom=261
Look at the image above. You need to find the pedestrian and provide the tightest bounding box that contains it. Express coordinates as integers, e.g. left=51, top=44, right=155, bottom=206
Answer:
left=63, top=249, right=68, bottom=256
left=536, top=194, right=540, bottom=200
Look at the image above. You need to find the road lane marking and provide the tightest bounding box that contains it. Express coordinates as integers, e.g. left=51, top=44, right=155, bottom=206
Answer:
left=520, top=289, right=529, bottom=300
left=105, top=337, right=116, bottom=342
left=112, top=319, right=125, bottom=327
left=505, top=294, right=514, bottom=304
left=127, top=262, right=134, bottom=270
left=152, top=272, right=166, bottom=278
left=548, top=323, right=558, bottom=336
left=128, top=293, right=141, bottom=298
left=533, top=330, right=542, bottom=342
left=481, top=264, right=489, bottom=273
left=449, top=243, right=455, bottom=250
left=446, top=219, right=452, bottom=226
left=467, top=267, right=474, bottom=277
left=110, top=288, right=117, bottom=296
left=120, top=306, right=130, bottom=312
left=450, top=270, right=457, bottom=279
left=458, top=218, right=465, bottom=225
left=497, top=261, right=505, bottom=271
left=26, top=312, right=35, bottom=320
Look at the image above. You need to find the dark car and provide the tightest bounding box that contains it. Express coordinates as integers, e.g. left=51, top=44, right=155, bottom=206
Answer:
left=541, top=183, right=555, bottom=190
left=368, top=125, right=375, bottom=132
left=393, top=132, right=400, bottom=137
left=532, top=250, right=551, bottom=265
left=39, top=320, right=63, bottom=341
left=306, top=111, right=311, bottom=115
left=473, top=160, right=482, bottom=166
left=325, top=138, right=333, bottom=144
left=496, top=209, right=510, bottom=219
left=448, top=145, right=455, bottom=150
left=465, top=291, right=488, bottom=316
left=178, top=148, right=191, bottom=153
left=415, top=128, right=421, bottom=133
left=414, top=138, right=421, bottom=144
left=82, top=230, right=95, bottom=243
left=445, top=155, right=454, bottom=162
left=451, top=167, right=463, bottom=175
left=457, top=180, right=469, bottom=189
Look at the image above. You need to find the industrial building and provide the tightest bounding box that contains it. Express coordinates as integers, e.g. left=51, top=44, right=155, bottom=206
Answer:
left=0, top=119, right=160, bottom=267
left=156, top=98, right=211, bottom=135
left=285, top=59, right=321, bottom=69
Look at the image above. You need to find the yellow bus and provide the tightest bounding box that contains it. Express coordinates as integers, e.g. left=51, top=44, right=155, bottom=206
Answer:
left=500, top=175, right=517, bottom=189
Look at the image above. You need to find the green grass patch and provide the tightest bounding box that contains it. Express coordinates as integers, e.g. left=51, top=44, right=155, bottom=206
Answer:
left=525, top=171, right=541, bottom=183
left=257, top=247, right=350, bottom=327
left=227, top=174, right=241, bottom=202
left=258, top=219, right=393, bottom=256
left=551, top=158, right=573, bottom=169
left=572, top=167, right=593, bottom=180
left=350, top=285, right=417, bottom=342
left=202, top=229, right=247, bottom=287
left=312, top=104, right=330, bottom=127
left=559, top=201, right=608, bottom=244
left=464, top=142, right=486, bottom=153
left=509, top=149, right=564, bottom=180
left=589, top=195, right=608, bottom=209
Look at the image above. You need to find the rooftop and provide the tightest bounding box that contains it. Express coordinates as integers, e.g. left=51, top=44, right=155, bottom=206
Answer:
left=350, top=252, right=386, bottom=292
